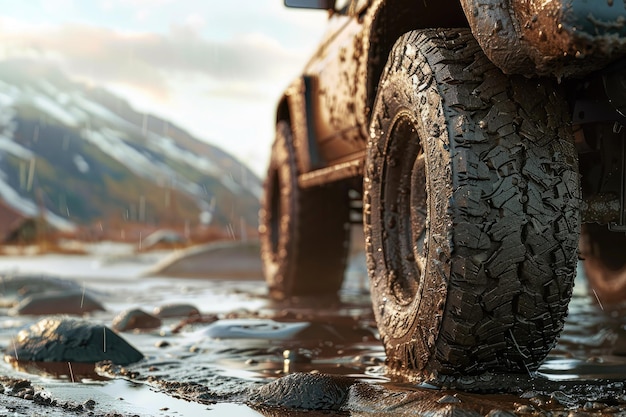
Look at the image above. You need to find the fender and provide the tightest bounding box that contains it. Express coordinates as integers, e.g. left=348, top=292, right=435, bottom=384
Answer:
left=361, top=0, right=467, bottom=132
left=459, top=0, right=626, bottom=77
left=279, top=0, right=468, bottom=179
left=278, top=76, right=325, bottom=175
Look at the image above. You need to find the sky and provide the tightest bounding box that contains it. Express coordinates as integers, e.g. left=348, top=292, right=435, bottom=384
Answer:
left=0, top=0, right=329, bottom=177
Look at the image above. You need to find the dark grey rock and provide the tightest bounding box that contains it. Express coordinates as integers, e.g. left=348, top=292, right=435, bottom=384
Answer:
left=8, top=317, right=143, bottom=365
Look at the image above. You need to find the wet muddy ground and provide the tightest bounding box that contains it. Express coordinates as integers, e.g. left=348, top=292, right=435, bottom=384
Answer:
left=0, top=241, right=625, bottom=416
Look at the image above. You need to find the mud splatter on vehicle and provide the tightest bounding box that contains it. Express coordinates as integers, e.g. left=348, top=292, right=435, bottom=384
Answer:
left=260, top=0, right=626, bottom=382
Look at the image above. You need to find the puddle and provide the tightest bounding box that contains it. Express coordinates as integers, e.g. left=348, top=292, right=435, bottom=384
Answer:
left=41, top=378, right=263, bottom=417
left=4, top=358, right=108, bottom=381
left=0, top=247, right=625, bottom=415
left=96, top=379, right=261, bottom=417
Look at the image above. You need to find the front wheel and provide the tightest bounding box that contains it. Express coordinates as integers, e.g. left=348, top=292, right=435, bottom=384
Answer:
left=365, top=29, right=580, bottom=379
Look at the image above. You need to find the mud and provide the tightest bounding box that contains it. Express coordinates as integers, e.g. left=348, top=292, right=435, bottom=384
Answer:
left=0, top=242, right=624, bottom=416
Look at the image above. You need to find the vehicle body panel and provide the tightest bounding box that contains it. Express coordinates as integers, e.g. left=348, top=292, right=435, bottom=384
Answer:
left=280, top=0, right=468, bottom=175
left=280, top=0, right=626, bottom=181
left=460, top=0, right=626, bottom=77
left=304, top=9, right=366, bottom=165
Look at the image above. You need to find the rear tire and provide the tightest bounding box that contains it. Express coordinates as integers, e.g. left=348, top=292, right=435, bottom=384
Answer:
left=365, top=29, right=580, bottom=378
left=260, top=121, right=350, bottom=300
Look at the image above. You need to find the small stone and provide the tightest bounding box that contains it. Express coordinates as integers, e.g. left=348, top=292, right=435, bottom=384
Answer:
left=515, top=404, right=535, bottom=413
left=33, top=392, right=53, bottom=405
left=551, top=391, right=576, bottom=407
left=520, top=390, right=539, bottom=399
left=437, top=394, right=461, bottom=404
left=153, top=304, right=200, bottom=318
left=112, top=309, right=162, bottom=332
left=155, top=340, right=170, bottom=348
left=11, top=380, right=31, bottom=393
left=529, top=395, right=549, bottom=407
left=84, top=399, right=96, bottom=410
left=583, top=401, right=605, bottom=411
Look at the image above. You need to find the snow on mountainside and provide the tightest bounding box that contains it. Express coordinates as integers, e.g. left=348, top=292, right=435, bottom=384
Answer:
left=0, top=59, right=262, bottom=234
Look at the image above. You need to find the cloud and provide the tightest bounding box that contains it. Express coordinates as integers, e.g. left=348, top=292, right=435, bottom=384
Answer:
left=0, top=19, right=306, bottom=102
left=206, top=82, right=271, bottom=102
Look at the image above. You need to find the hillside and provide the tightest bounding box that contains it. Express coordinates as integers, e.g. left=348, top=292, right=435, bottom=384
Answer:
left=0, top=59, right=261, bottom=239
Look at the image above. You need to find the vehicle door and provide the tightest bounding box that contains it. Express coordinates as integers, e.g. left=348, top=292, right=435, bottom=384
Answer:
left=304, top=0, right=369, bottom=166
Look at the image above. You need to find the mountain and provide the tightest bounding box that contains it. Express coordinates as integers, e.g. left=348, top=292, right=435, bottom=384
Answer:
left=0, top=59, right=262, bottom=238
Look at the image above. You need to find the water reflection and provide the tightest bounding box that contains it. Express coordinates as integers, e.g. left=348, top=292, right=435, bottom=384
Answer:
left=540, top=267, right=626, bottom=381
left=4, top=357, right=108, bottom=381
left=1, top=252, right=626, bottom=415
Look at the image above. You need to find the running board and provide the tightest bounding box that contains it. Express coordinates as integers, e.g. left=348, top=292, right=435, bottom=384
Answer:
left=298, top=156, right=364, bottom=188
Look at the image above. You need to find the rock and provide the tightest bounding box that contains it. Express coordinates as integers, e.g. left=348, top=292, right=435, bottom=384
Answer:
left=0, top=274, right=85, bottom=299
left=83, top=399, right=96, bottom=410
left=201, top=318, right=373, bottom=342
left=145, top=240, right=263, bottom=278
left=10, top=291, right=105, bottom=316
left=153, top=303, right=200, bottom=318
left=8, top=317, right=143, bottom=365
left=249, top=372, right=354, bottom=410
left=203, top=319, right=309, bottom=340
left=438, top=394, right=462, bottom=404
left=112, top=308, right=162, bottom=332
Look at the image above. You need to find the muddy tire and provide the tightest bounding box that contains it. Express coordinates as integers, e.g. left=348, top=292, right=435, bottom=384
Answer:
left=365, top=29, right=580, bottom=378
left=580, top=224, right=626, bottom=305
left=260, top=121, right=350, bottom=300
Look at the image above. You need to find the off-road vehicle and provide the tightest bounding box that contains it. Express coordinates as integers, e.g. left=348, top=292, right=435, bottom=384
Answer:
left=259, top=0, right=626, bottom=380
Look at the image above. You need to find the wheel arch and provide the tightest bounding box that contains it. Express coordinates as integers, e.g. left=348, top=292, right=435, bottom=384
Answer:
left=275, top=95, right=291, bottom=126
left=275, top=76, right=325, bottom=175
left=363, top=0, right=469, bottom=120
